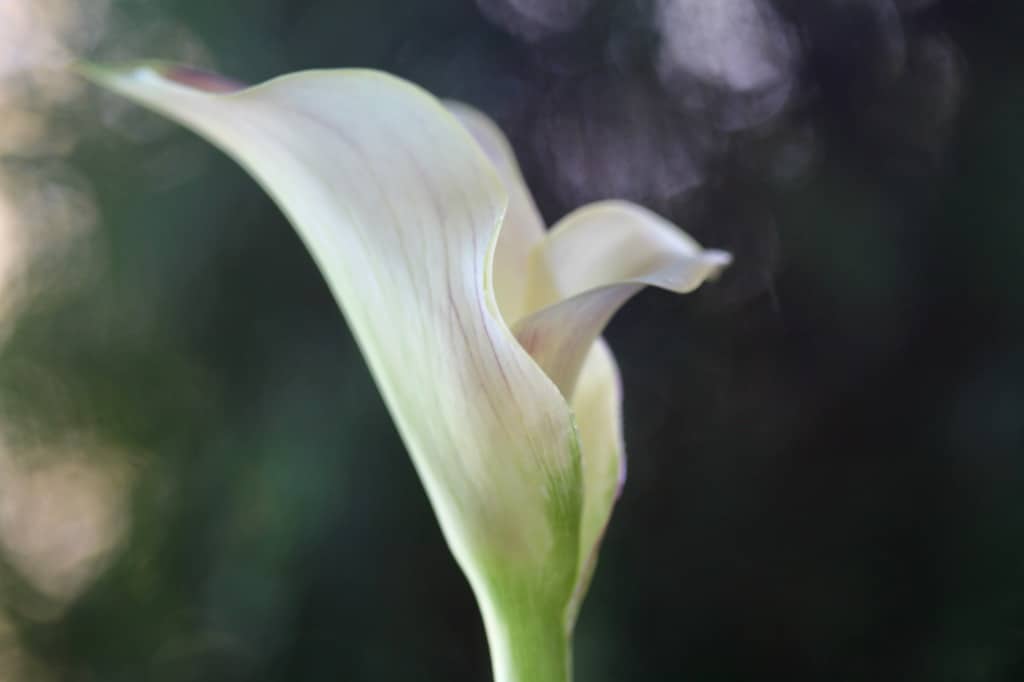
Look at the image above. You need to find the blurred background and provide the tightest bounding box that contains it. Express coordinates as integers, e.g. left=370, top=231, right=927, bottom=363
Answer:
left=0, top=0, right=1022, bottom=680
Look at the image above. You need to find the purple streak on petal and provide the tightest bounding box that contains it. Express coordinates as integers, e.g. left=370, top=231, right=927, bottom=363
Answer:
left=159, top=65, right=246, bottom=93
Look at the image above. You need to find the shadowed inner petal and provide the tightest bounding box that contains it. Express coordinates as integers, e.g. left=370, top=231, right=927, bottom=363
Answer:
left=444, top=101, right=553, bottom=324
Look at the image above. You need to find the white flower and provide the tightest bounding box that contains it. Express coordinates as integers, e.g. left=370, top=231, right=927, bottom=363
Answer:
left=83, top=63, right=730, bottom=682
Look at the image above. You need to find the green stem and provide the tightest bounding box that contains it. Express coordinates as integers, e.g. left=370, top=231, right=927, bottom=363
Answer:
left=482, top=597, right=572, bottom=682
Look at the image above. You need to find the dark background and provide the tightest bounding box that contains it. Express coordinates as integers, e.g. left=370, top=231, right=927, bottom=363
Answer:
left=1, top=0, right=1023, bottom=680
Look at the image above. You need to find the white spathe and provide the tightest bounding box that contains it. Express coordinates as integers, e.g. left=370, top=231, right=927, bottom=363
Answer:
left=83, top=62, right=730, bottom=680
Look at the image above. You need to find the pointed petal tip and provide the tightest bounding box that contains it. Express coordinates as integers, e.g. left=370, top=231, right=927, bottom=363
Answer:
left=74, top=60, right=166, bottom=93
left=72, top=60, right=114, bottom=83
left=75, top=60, right=246, bottom=94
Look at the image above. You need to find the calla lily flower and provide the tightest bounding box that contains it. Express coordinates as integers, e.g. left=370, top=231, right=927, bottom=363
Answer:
left=82, top=63, right=730, bottom=682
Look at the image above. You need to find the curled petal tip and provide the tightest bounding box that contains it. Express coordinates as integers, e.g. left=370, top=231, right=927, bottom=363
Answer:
left=703, top=249, right=733, bottom=267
